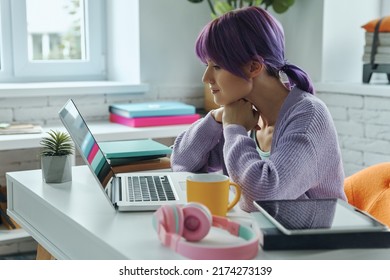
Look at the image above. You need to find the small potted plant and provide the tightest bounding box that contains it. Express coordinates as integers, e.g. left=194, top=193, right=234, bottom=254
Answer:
left=40, top=129, right=74, bottom=183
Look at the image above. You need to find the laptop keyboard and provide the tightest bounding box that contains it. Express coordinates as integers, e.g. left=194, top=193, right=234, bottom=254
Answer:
left=127, top=175, right=176, bottom=202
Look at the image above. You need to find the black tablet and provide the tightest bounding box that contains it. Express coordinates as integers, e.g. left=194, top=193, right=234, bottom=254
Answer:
left=253, top=199, right=388, bottom=235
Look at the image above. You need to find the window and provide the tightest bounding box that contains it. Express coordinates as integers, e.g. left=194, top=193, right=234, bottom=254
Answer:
left=26, top=0, right=86, bottom=61
left=0, top=0, right=105, bottom=82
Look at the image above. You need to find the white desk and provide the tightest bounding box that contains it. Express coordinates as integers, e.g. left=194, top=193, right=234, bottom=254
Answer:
left=1, top=121, right=192, bottom=249
left=6, top=166, right=390, bottom=260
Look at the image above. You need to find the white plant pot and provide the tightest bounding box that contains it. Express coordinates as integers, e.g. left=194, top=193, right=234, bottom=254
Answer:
left=41, top=155, right=72, bottom=183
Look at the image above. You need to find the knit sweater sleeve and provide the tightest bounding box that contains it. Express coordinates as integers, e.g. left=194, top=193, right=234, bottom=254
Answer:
left=223, top=124, right=318, bottom=212
left=171, top=112, right=224, bottom=173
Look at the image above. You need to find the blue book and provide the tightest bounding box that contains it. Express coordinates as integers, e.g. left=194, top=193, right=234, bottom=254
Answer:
left=99, top=139, right=172, bottom=159
left=109, top=101, right=196, bottom=118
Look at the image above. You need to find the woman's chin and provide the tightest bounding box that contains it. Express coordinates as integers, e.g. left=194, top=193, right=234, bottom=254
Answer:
left=212, top=98, right=225, bottom=106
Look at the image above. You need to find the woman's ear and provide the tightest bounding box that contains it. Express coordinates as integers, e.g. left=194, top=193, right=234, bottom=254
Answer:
left=243, top=60, right=263, bottom=79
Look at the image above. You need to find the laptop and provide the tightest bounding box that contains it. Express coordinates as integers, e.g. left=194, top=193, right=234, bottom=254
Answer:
left=58, top=99, right=189, bottom=212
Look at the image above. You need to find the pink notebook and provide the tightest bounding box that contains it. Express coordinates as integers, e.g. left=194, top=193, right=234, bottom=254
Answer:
left=109, top=113, right=200, bottom=127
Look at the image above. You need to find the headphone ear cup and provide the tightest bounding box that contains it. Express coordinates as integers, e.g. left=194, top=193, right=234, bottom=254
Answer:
left=153, top=205, right=184, bottom=237
left=152, top=207, right=164, bottom=233
left=182, top=203, right=212, bottom=242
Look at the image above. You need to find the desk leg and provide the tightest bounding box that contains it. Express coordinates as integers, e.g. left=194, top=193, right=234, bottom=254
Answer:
left=36, top=244, right=55, bottom=260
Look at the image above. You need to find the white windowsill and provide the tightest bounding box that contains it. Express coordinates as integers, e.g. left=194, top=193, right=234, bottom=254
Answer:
left=314, top=82, right=390, bottom=97
left=0, top=81, right=150, bottom=98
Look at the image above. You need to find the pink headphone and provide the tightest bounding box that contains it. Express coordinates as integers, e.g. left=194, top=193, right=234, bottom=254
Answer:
left=152, top=203, right=259, bottom=260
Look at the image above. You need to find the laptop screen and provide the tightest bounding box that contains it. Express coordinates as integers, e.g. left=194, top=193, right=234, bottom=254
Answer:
left=59, top=99, right=114, bottom=190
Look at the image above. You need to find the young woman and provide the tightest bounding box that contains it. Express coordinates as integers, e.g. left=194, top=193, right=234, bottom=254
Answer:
left=171, top=7, right=347, bottom=212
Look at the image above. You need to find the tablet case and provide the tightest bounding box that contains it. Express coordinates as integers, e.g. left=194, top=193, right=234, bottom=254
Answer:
left=251, top=211, right=390, bottom=250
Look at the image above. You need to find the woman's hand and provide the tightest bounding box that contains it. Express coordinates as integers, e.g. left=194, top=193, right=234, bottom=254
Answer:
left=223, top=99, right=260, bottom=131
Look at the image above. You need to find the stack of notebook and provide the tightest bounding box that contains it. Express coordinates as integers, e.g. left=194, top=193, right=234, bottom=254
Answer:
left=362, top=32, right=390, bottom=64
left=99, top=139, right=172, bottom=166
left=109, top=101, right=200, bottom=127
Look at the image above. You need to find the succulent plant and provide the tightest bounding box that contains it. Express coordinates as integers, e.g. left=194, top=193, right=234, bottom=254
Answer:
left=40, top=129, right=74, bottom=157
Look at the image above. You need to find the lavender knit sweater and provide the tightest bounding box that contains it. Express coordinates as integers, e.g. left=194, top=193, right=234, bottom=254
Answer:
left=171, top=87, right=347, bottom=212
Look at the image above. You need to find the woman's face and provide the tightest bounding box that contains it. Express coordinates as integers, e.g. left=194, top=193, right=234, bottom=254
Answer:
left=202, top=60, right=253, bottom=106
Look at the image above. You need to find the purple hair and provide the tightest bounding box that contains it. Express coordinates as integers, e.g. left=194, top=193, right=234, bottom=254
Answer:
left=195, top=7, right=314, bottom=94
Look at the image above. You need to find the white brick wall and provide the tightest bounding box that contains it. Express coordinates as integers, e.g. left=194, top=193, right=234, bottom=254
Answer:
left=317, top=91, right=390, bottom=177
left=2, top=87, right=389, bottom=181
left=0, top=90, right=203, bottom=186
left=0, top=237, right=37, bottom=257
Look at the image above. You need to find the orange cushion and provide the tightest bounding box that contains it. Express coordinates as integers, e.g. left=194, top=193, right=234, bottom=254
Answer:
left=362, top=16, right=390, bottom=32
left=344, top=162, right=390, bottom=227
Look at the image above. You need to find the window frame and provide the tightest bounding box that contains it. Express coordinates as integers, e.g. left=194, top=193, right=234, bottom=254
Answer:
left=0, top=0, right=106, bottom=82
left=0, top=0, right=13, bottom=80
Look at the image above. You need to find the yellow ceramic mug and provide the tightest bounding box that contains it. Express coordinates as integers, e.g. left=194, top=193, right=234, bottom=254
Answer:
left=186, top=174, right=241, bottom=217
